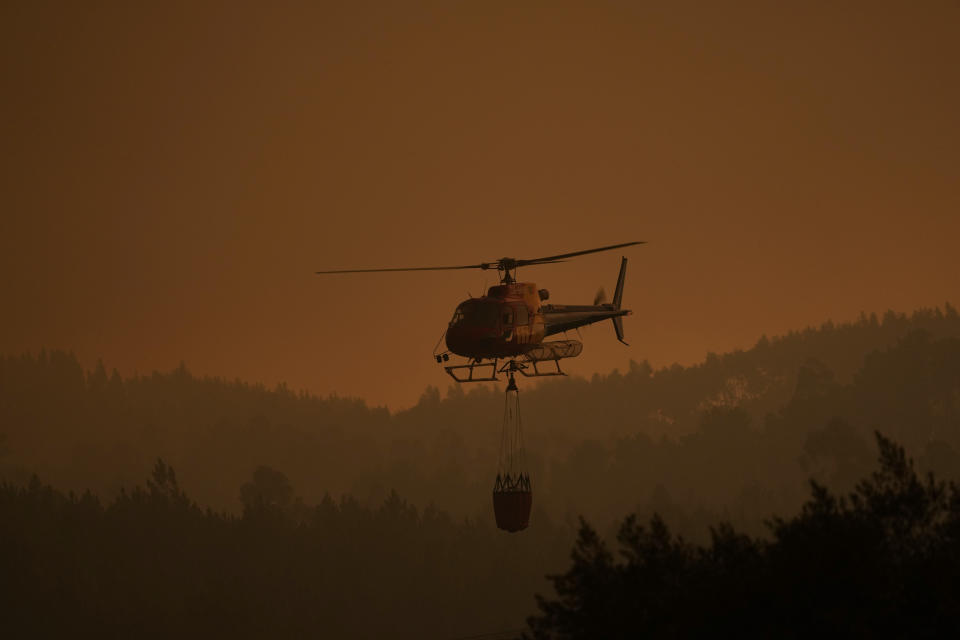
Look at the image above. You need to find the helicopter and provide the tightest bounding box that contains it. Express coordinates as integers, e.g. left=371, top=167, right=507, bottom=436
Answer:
left=316, top=241, right=644, bottom=382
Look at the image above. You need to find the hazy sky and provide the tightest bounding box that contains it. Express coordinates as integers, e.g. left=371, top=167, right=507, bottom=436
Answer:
left=2, top=1, right=958, bottom=409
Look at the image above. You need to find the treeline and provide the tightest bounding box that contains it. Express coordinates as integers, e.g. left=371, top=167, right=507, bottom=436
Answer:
left=2, top=305, right=959, bottom=537
left=3, top=435, right=955, bottom=637
left=1, top=462, right=568, bottom=639
left=527, top=433, right=960, bottom=638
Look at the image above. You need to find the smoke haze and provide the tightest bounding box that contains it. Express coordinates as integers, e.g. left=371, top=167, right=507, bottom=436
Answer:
left=2, top=1, right=958, bottom=409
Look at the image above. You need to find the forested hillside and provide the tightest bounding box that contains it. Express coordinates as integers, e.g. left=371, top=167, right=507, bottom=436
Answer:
left=5, top=434, right=956, bottom=639
left=3, top=305, right=960, bottom=637
left=2, top=305, right=959, bottom=537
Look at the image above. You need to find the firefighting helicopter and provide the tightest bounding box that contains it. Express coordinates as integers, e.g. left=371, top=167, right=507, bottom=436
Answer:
left=315, top=241, right=644, bottom=382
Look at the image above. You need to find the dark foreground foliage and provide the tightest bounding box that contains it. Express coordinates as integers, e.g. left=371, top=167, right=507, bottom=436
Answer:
left=0, top=463, right=569, bottom=639
left=526, top=433, right=960, bottom=639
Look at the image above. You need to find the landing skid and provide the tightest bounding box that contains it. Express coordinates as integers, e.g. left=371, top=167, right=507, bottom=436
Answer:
left=516, top=359, right=566, bottom=377
left=443, top=356, right=568, bottom=383
left=444, top=359, right=498, bottom=382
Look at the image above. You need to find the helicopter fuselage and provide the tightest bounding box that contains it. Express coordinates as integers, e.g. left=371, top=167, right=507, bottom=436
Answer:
left=445, top=279, right=630, bottom=360
left=445, top=282, right=545, bottom=359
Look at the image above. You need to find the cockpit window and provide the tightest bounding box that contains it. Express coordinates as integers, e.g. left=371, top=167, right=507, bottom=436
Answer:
left=502, top=306, right=513, bottom=326
left=450, top=301, right=499, bottom=327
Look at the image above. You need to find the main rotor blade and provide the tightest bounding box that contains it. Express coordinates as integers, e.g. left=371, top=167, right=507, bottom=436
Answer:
left=315, top=263, right=488, bottom=275
left=315, top=242, right=641, bottom=276
left=516, top=241, right=644, bottom=266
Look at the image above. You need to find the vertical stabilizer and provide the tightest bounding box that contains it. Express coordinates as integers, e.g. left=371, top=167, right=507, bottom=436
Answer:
left=613, top=316, right=627, bottom=345
left=612, top=257, right=628, bottom=345
left=613, top=257, right=627, bottom=310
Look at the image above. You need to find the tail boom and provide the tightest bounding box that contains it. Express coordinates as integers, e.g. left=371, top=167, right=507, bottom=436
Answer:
left=541, top=256, right=632, bottom=344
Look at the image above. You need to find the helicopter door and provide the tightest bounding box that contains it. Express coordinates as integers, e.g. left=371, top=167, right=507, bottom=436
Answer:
left=514, top=304, right=529, bottom=325
left=501, top=305, right=514, bottom=341
left=513, top=304, right=529, bottom=343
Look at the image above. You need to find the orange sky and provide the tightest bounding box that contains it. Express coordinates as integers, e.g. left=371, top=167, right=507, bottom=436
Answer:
left=2, top=1, right=958, bottom=409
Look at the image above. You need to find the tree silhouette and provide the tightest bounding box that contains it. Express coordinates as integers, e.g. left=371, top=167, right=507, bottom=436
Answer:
left=240, top=465, right=294, bottom=514
left=526, top=433, right=960, bottom=638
